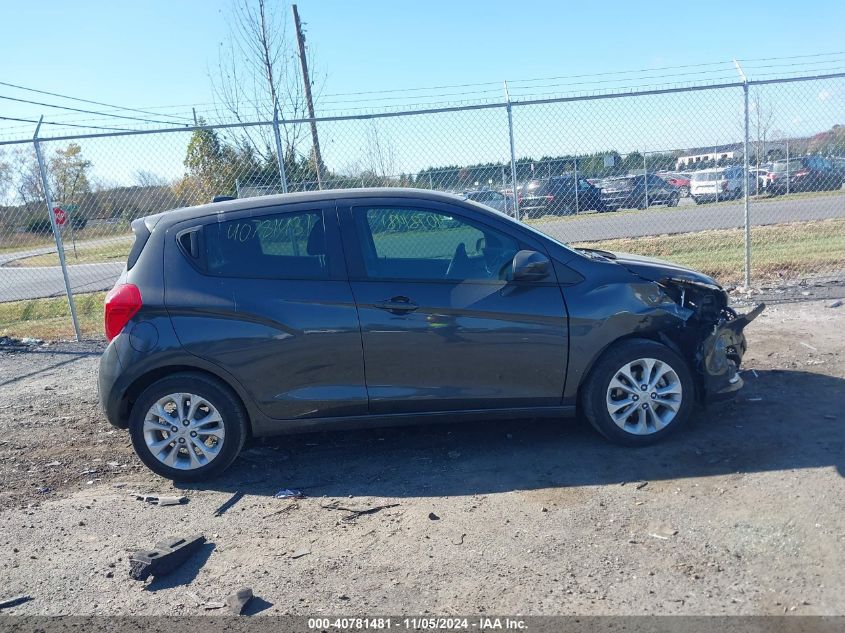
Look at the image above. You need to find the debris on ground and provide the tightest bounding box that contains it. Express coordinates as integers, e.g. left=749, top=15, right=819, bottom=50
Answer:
left=213, top=491, right=244, bottom=516
left=320, top=500, right=400, bottom=521
left=635, top=482, right=649, bottom=490
left=203, top=601, right=225, bottom=610
left=261, top=503, right=299, bottom=519
left=648, top=523, right=678, bottom=540
left=274, top=488, right=305, bottom=499
left=0, top=595, right=33, bottom=610
left=289, top=548, right=311, bottom=559
left=429, top=512, right=440, bottom=521
left=128, top=535, right=206, bottom=581
left=828, top=299, right=843, bottom=308
left=132, top=494, right=188, bottom=506
left=225, top=587, right=254, bottom=614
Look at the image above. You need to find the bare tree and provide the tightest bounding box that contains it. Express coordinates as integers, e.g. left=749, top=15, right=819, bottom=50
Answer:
left=210, top=0, right=316, bottom=164
left=0, top=150, right=11, bottom=206
left=11, top=147, right=42, bottom=206
left=363, top=122, right=397, bottom=185
left=134, top=170, right=167, bottom=188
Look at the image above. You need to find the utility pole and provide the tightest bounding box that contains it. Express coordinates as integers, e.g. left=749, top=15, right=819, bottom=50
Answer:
left=292, top=3, right=325, bottom=189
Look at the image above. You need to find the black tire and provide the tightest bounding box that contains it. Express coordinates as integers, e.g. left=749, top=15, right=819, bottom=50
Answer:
left=667, top=192, right=679, bottom=207
left=128, top=372, right=249, bottom=481
left=581, top=339, right=695, bottom=447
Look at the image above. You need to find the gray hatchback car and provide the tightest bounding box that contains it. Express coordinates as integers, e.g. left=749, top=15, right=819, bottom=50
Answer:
left=99, top=189, right=763, bottom=481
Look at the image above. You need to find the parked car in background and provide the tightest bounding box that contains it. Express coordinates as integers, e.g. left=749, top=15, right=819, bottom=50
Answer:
left=767, top=155, right=843, bottom=195
left=749, top=164, right=773, bottom=194
left=464, top=189, right=513, bottom=214
left=600, top=174, right=679, bottom=211
left=661, top=172, right=692, bottom=197
left=518, top=175, right=604, bottom=216
left=690, top=166, right=747, bottom=203
left=99, top=188, right=763, bottom=480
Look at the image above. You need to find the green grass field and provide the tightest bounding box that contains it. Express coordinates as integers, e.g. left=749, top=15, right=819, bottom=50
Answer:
left=6, top=237, right=133, bottom=268
left=574, top=218, right=845, bottom=285
left=0, top=292, right=106, bottom=340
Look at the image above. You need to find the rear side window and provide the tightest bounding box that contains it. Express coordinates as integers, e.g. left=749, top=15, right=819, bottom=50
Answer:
left=204, top=210, right=328, bottom=279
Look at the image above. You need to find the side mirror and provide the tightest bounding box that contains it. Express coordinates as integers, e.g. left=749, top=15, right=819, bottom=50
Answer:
left=511, top=250, right=550, bottom=282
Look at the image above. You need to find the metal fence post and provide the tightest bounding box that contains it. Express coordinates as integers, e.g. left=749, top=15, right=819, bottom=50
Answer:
left=643, top=151, right=649, bottom=208
left=735, top=60, right=752, bottom=288
left=272, top=104, right=289, bottom=194
left=504, top=82, right=520, bottom=221
left=32, top=117, right=81, bottom=341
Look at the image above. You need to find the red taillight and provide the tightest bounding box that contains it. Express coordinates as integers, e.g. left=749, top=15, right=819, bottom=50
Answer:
left=795, top=169, right=810, bottom=177
left=104, top=283, right=142, bottom=341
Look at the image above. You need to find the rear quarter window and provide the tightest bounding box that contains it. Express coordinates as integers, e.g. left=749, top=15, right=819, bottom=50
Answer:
left=203, top=210, right=328, bottom=279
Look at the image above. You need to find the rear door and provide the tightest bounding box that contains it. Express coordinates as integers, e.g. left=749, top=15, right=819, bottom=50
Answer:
left=165, top=201, right=367, bottom=421
left=339, top=197, right=569, bottom=414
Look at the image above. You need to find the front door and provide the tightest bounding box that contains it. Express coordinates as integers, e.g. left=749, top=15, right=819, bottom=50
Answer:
left=339, top=200, right=569, bottom=414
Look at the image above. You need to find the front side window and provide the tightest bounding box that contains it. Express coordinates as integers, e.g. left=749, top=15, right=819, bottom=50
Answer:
left=204, top=210, right=328, bottom=279
left=355, top=206, right=519, bottom=282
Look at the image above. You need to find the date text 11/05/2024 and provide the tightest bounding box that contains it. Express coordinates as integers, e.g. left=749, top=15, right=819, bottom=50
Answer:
left=307, top=617, right=527, bottom=630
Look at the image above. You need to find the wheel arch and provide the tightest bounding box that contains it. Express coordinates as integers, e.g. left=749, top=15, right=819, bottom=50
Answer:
left=575, top=331, right=691, bottom=408
left=118, top=364, right=254, bottom=437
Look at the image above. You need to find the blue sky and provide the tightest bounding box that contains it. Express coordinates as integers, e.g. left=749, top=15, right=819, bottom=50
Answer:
left=1, top=0, right=844, bottom=184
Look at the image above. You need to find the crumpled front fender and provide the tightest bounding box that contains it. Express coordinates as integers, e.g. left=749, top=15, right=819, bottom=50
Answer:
left=698, top=303, right=766, bottom=399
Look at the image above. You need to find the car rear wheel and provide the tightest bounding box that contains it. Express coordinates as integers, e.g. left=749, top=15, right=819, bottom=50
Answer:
left=582, top=340, right=694, bottom=446
left=128, top=372, right=248, bottom=481
left=667, top=192, right=679, bottom=207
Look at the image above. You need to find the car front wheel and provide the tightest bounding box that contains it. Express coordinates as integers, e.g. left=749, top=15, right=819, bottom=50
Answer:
left=582, top=340, right=694, bottom=446
left=128, top=372, right=248, bottom=481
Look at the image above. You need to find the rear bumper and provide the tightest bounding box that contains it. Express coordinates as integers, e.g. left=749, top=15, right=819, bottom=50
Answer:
left=98, top=338, right=127, bottom=429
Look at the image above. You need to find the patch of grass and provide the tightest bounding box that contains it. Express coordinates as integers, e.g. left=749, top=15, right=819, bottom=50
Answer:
left=574, top=218, right=845, bottom=285
left=7, top=238, right=132, bottom=267
left=0, top=292, right=106, bottom=340
left=0, top=223, right=132, bottom=255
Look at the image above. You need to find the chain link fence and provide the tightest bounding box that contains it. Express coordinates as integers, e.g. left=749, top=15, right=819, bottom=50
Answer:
left=1, top=73, right=843, bottom=339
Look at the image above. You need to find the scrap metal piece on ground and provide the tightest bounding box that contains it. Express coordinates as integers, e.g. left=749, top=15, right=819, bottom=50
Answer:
left=225, top=587, right=254, bottom=614
left=0, top=595, right=32, bottom=610
left=129, top=535, right=206, bottom=581
left=132, top=494, right=188, bottom=506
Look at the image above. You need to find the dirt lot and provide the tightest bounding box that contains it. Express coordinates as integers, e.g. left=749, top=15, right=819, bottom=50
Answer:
left=0, top=298, right=843, bottom=616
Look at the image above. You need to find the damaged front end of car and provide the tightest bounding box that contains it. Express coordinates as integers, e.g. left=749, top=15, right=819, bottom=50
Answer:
left=657, top=277, right=765, bottom=401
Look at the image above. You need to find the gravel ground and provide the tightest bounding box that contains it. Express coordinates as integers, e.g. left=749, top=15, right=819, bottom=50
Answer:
left=0, top=298, right=843, bottom=616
